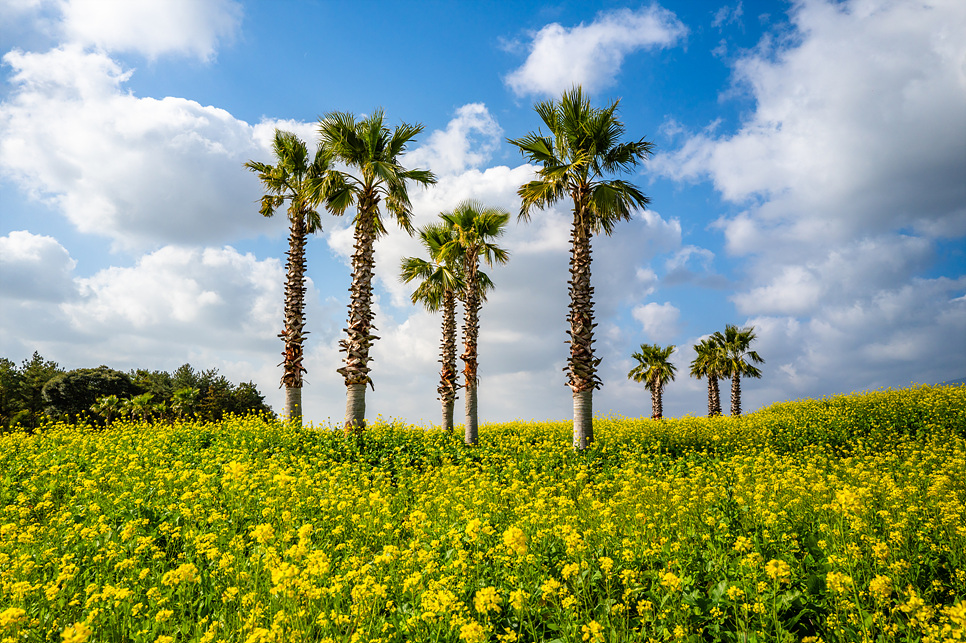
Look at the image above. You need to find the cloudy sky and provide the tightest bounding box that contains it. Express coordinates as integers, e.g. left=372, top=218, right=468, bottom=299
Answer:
left=1, top=0, right=964, bottom=425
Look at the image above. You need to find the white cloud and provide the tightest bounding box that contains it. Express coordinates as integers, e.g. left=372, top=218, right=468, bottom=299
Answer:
left=0, top=230, right=77, bottom=301
left=652, top=0, right=966, bottom=252
left=505, top=4, right=687, bottom=96
left=0, top=45, right=294, bottom=251
left=403, top=103, right=502, bottom=177
left=60, top=0, right=242, bottom=61
left=631, top=302, right=680, bottom=342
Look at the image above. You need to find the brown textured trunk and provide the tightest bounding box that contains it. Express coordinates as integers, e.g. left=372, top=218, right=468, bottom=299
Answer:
left=438, top=290, right=459, bottom=432
left=651, top=378, right=663, bottom=420
left=339, top=200, right=379, bottom=433
left=461, top=252, right=480, bottom=444
left=567, top=213, right=600, bottom=449
left=279, top=213, right=308, bottom=425
left=709, top=375, right=721, bottom=417
left=731, top=372, right=741, bottom=417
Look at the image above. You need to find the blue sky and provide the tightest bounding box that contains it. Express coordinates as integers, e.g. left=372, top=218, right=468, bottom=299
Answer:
left=1, top=0, right=964, bottom=424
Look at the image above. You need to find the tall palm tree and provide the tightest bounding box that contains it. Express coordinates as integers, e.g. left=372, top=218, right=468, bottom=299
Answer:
left=510, top=86, right=653, bottom=449
left=714, top=324, right=765, bottom=416
left=245, top=129, right=330, bottom=424
left=400, top=222, right=465, bottom=432
left=628, top=344, right=677, bottom=420
left=690, top=336, right=726, bottom=417
left=318, top=109, right=436, bottom=432
left=438, top=201, right=510, bottom=445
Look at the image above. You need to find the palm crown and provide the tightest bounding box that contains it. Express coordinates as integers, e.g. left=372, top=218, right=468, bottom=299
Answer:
left=509, top=86, right=653, bottom=233
left=318, top=109, right=436, bottom=234
left=628, top=343, right=678, bottom=392
left=244, top=129, right=329, bottom=230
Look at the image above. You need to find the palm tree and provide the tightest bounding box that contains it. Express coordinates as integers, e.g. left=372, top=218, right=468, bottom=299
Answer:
left=714, top=324, right=765, bottom=416
left=438, top=201, right=510, bottom=445
left=690, top=337, right=726, bottom=417
left=91, top=394, right=120, bottom=425
left=171, top=386, right=200, bottom=420
left=400, top=222, right=465, bottom=432
left=628, top=344, right=677, bottom=420
left=245, top=129, right=331, bottom=425
left=318, top=109, right=436, bottom=433
left=509, top=86, right=653, bottom=449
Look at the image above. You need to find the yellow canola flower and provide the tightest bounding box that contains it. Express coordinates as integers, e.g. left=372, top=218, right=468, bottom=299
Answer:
left=161, top=562, right=198, bottom=586
left=250, top=523, right=275, bottom=544
left=502, top=526, right=527, bottom=556
left=581, top=620, right=604, bottom=642
left=0, top=607, right=26, bottom=630
left=61, top=622, right=92, bottom=643
left=765, top=559, right=791, bottom=584
left=459, top=620, right=486, bottom=643
left=869, top=575, right=893, bottom=601
left=659, top=571, right=682, bottom=592
left=474, top=586, right=501, bottom=615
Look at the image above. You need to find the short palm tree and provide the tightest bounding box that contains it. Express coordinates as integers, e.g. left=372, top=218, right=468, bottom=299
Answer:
left=714, top=324, right=764, bottom=416
left=91, top=394, right=120, bottom=425
left=628, top=344, right=677, bottom=420
left=171, top=386, right=200, bottom=420
left=690, top=336, right=726, bottom=417
left=510, top=86, right=653, bottom=449
left=400, top=222, right=465, bottom=432
left=245, top=130, right=330, bottom=425
left=438, top=201, right=510, bottom=445
left=318, top=109, right=436, bottom=433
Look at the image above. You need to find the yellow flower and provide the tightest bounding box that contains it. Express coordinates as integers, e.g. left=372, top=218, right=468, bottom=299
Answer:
left=459, top=620, right=486, bottom=643
left=249, top=523, right=275, bottom=544
left=502, top=526, right=527, bottom=556
left=155, top=609, right=174, bottom=623
left=62, top=622, right=92, bottom=643
left=826, top=571, right=852, bottom=593
left=726, top=585, right=745, bottom=601
left=509, top=588, right=527, bottom=611
left=581, top=620, right=604, bottom=642
left=733, top=536, right=753, bottom=553
left=0, top=607, right=26, bottom=630
left=161, top=562, right=199, bottom=586
left=765, top=559, right=791, bottom=584
left=659, top=571, right=682, bottom=592
left=869, top=575, right=892, bottom=601
left=474, top=586, right=502, bottom=615
left=156, top=637, right=174, bottom=643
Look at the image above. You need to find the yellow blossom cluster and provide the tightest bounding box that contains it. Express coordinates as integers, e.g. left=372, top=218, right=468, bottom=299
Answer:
left=0, top=385, right=962, bottom=642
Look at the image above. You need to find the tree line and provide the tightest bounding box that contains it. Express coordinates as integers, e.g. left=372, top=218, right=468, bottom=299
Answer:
left=0, top=353, right=273, bottom=431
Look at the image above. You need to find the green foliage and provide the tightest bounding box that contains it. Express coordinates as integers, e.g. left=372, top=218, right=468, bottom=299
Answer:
left=0, top=355, right=273, bottom=430
left=42, top=366, right=139, bottom=420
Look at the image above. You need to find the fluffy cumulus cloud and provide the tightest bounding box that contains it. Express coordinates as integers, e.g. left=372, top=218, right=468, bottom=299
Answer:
left=650, top=0, right=966, bottom=399
left=0, top=45, right=300, bottom=250
left=505, top=4, right=687, bottom=96
left=0, top=230, right=77, bottom=302
left=403, top=104, right=503, bottom=177
left=57, top=0, right=242, bottom=61
left=631, top=302, right=681, bottom=343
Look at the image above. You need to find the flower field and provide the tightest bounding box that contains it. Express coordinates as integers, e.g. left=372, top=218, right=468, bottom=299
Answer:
left=2, top=385, right=965, bottom=643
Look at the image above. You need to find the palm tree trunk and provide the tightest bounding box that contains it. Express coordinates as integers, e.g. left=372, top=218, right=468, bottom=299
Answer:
left=464, top=383, right=478, bottom=445
left=709, top=375, right=721, bottom=417
left=568, top=215, right=600, bottom=448
left=573, top=389, right=592, bottom=449
left=345, top=382, right=366, bottom=433
left=731, top=372, right=741, bottom=416
left=280, top=214, right=308, bottom=425
left=439, top=290, right=458, bottom=432
left=461, top=254, right=480, bottom=445
left=338, top=206, right=378, bottom=432
left=284, top=386, right=301, bottom=424
left=652, top=384, right=663, bottom=420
